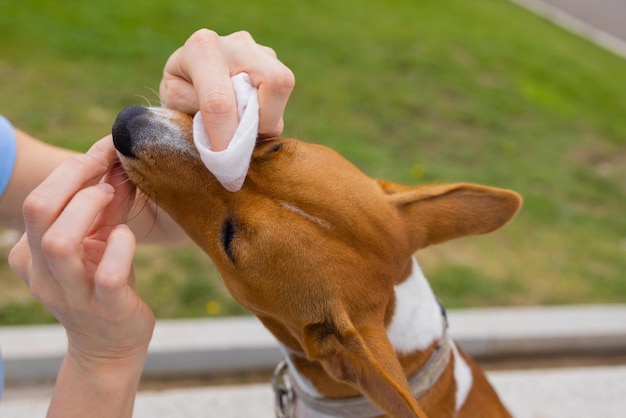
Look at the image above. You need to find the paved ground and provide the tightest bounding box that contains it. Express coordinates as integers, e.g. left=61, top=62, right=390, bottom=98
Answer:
left=3, top=365, right=626, bottom=417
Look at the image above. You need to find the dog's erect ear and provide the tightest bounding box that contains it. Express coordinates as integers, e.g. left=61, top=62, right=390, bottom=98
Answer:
left=378, top=180, right=522, bottom=250
left=302, top=315, right=428, bottom=418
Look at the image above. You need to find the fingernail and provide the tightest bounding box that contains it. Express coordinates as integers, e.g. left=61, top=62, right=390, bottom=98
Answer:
left=88, top=135, right=115, bottom=167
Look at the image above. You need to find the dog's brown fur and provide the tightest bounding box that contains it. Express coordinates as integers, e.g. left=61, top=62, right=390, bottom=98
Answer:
left=113, top=106, right=519, bottom=417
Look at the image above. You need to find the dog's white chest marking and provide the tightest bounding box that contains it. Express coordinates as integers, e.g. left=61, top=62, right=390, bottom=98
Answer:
left=387, top=258, right=444, bottom=353
left=452, top=341, right=473, bottom=410
left=387, top=257, right=472, bottom=411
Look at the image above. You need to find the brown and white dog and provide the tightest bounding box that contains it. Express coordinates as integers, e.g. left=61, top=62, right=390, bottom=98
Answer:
left=112, top=105, right=520, bottom=418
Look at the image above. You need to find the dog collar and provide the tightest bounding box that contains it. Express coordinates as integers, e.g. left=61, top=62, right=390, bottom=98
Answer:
left=272, top=322, right=452, bottom=418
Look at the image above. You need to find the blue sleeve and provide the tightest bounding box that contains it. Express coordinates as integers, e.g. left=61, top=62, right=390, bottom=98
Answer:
left=0, top=115, right=17, bottom=198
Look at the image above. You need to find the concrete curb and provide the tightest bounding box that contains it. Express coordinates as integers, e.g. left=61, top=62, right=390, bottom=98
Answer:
left=2, top=304, right=625, bottom=384
left=448, top=304, right=626, bottom=359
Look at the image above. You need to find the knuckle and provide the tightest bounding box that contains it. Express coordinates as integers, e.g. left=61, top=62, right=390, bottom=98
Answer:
left=182, top=29, right=220, bottom=60
left=7, top=242, right=26, bottom=277
left=94, top=272, right=118, bottom=292
left=262, top=65, right=296, bottom=98
left=22, top=191, right=49, bottom=223
left=202, top=90, right=235, bottom=117
left=261, top=45, right=278, bottom=58
left=7, top=246, right=18, bottom=269
left=41, top=230, right=75, bottom=259
left=187, top=28, right=220, bottom=48
left=229, top=30, right=254, bottom=44
left=274, top=66, right=296, bottom=92
left=160, top=79, right=196, bottom=112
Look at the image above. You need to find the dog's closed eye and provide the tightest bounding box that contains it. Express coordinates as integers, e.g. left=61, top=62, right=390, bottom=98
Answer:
left=265, top=142, right=284, bottom=154
left=221, top=218, right=236, bottom=263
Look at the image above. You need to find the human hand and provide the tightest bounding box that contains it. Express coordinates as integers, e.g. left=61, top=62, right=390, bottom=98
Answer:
left=9, top=135, right=155, bottom=369
left=160, top=29, right=295, bottom=151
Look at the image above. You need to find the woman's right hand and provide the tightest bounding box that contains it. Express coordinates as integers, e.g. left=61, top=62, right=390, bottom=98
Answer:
left=160, top=29, right=295, bottom=151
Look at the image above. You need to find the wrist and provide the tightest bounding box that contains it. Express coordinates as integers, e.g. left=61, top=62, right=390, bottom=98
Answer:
left=47, top=347, right=149, bottom=418
left=65, top=341, right=149, bottom=380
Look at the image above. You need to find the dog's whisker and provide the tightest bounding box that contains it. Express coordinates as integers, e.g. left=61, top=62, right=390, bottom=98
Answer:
left=119, top=188, right=149, bottom=222
left=109, top=171, right=133, bottom=182
left=135, top=94, right=153, bottom=108
left=142, top=86, right=162, bottom=107
left=131, top=193, right=150, bottom=216
left=121, top=191, right=160, bottom=242
left=117, top=176, right=135, bottom=186
left=143, top=197, right=160, bottom=240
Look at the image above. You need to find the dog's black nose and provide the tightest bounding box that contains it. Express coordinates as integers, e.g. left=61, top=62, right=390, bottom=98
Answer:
left=112, top=105, right=149, bottom=158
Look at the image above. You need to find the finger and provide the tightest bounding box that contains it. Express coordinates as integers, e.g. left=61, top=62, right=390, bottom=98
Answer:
left=8, top=233, right=31, bottom=286
left=160, top=76, right=200, bottom=115
left=9, top=230, right=68, bottom=313
left=86, top=135, right=118, bottom=166
left=91, top=162, right=136, bottom=237
left=222, top=32, right=295, bottom=138
left=164, top=29, right=238, bottom=151
left=94, top=224, right=136, bottom=309
left=258, top=117, right=285, bottom=141
left=160, top=46, right=201, bottom=114
left=22, top=144, right=112, bottom=268
left=41, top=183, right=115, bottom=289
left=255, top=66, right=294, bottom=137
left=258, top=44, right=278, bottom=58
left=240, top=57, right=294, bottom=137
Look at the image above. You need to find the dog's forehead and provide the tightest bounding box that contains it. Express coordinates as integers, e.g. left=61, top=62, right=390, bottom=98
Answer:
left=230, top=142, right=400, bottom=299
left=249, top=139, right=381, bottom=199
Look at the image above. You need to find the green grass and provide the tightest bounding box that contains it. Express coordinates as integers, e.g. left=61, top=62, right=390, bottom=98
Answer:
left=1, top=0, right=625, bottom=324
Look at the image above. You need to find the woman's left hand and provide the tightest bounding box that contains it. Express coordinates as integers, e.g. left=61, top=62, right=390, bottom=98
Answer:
left=9, top=134, right=155, bottom=371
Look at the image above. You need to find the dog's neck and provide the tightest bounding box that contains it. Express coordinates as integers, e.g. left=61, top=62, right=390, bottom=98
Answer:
left=278, top=257, right=472, bottom=417
left=387, top=257, right=445, bottom=354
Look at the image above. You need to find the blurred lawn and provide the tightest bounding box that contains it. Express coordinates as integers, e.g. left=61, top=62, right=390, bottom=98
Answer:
left=1, top=0, right=625, bottom=324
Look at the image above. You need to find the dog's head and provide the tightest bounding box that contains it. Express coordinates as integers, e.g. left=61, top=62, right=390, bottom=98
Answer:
left=113, top=105, right=521, bottom=417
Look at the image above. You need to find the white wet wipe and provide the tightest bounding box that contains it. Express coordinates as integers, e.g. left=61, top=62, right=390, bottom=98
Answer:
left=192, top=72, right=259, bottom=192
